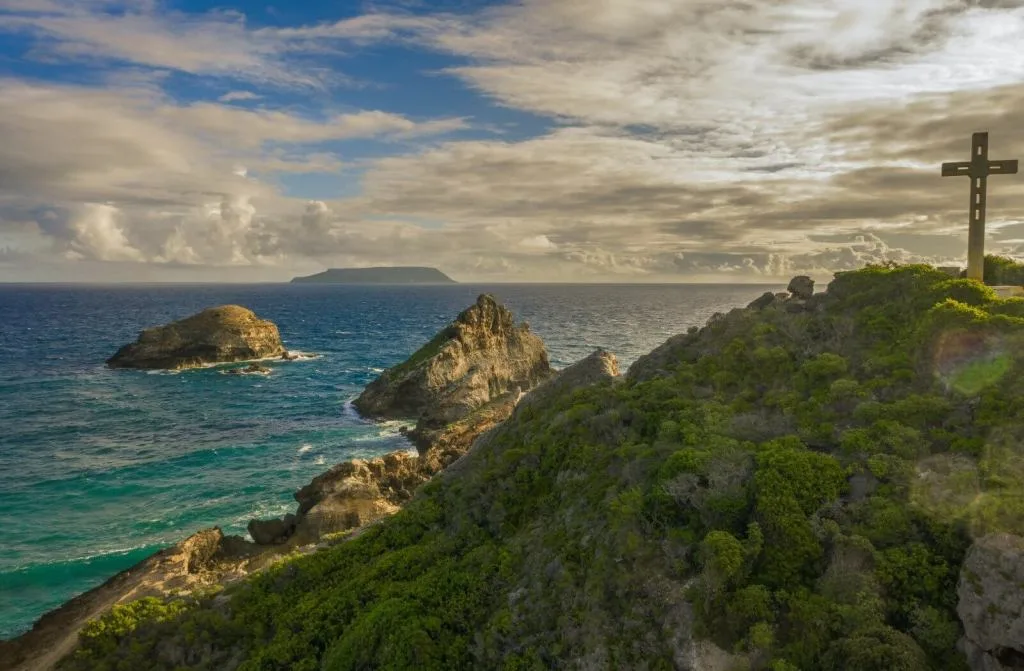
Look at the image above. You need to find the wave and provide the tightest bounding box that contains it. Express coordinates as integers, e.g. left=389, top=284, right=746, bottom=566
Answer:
left=3, top=542, right=162, bottom=573
left=297, top=443, right=315, bottom=454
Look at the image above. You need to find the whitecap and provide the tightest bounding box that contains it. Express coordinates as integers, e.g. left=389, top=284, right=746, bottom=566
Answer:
left=314, top=455, right=326, bottom=466
left=297, top=443, right=314, bottom=454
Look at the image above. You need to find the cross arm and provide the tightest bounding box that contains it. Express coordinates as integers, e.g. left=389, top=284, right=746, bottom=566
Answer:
left=988, top=159, right=1019, bottom=175
left=942, top=161, right=972, bottom=177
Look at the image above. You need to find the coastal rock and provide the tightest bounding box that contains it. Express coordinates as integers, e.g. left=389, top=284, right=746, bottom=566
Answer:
left=107, top=305, right=285, bottom=370
left=0, top=528, right=260, bottom=671
left=957, top=533, right=1024, bottom=670
left=247, top=296, right=556, bottom=546
left=353, top=293, right=553, bottom=428
left=747, top=291, right=778, bottom=310
left=223, top=363, right=272, bottom=376
left=787, top=275, right=815, bottom=300
left=247, top=514, right=296, bottom=545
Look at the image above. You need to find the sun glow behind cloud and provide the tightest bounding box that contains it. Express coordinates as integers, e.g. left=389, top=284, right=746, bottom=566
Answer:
left=1, top=0, right=1024, bottom=281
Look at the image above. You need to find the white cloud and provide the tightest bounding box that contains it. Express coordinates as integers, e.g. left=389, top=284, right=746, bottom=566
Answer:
left=3, top=0, right=1024, bottom=281
left=218, top=90, right=261, bottom=102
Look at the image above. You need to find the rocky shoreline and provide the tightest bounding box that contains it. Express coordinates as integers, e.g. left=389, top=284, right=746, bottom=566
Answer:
left=7, top=275, right=1024, bottom=670
left=1, top=293, right=567, bottom=671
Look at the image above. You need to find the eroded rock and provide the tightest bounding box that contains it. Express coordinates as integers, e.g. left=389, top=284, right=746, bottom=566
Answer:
left=352, top=293, right=553, bottom=425
left=958, top=533, right=1024, bottom=670
left=787, top=275, right=815, bottom=300
left=107, top=305, right=285, bottom=370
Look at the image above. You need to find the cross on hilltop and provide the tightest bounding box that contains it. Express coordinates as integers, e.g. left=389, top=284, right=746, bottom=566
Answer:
left=941, top=132, right=1019, bottom=281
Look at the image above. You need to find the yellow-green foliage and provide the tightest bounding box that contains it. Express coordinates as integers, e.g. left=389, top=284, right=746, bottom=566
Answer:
left=65, top=263, right=1024, bottom=671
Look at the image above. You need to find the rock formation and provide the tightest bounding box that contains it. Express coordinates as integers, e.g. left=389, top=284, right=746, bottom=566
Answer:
left=245, top=294, right=554, bottom=545
left=0, top=528, right=263, bottom=671
left=957, top=533, right=1024, bottom=670
left=787, top=275, right=815, bottom=300
left=353, top=293, right=553, bottom=429
left=107, top=306, right=285, bottom=370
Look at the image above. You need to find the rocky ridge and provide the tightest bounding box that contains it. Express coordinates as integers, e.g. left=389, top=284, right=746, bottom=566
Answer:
left=107, top=305, right=286, bottom=370
left=248, top=293, right=556, bottom=545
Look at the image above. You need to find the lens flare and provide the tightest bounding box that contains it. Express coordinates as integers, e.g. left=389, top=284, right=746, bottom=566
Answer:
left=932, top=330, right=1010, bottom=395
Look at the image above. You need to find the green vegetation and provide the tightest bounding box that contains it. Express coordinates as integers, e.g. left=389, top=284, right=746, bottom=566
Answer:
left=983, top=254, right=1024, bottom=286
left=66, top=263, right=1024, bottom=670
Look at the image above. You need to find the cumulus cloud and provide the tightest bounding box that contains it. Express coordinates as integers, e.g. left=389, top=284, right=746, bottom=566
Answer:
left=3, top=0, right=1024, bottom=280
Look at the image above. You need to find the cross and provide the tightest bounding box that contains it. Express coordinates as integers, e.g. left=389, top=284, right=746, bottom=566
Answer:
left=942, top=132, right=1018, bottom=281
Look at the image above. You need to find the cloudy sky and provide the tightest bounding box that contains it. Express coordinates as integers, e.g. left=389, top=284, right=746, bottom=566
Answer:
left=1, top=0, right=1023, bottom=282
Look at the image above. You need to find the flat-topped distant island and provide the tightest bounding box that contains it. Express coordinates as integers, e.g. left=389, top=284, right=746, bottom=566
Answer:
left=290, top=267, right=457, bottom=284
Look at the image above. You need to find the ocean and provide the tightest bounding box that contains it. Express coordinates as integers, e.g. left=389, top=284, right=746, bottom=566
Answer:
left=0, top=282, right=780, bottom=639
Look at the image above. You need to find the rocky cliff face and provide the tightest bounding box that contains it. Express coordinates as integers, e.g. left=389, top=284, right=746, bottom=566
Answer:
left=958, top=534, right=1024, bottom=670
left=353, top=293, right=553, bottom=426
left=247, top=294, right=554, bottom=546
left=107, top=305, right=285, bottom=370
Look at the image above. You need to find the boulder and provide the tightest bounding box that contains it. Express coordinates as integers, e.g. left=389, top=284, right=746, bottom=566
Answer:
left=957, top=533, right=1024, bottom=670
left=247, top=514, right=296, bottom=545
left=223, top=363, right=272, bottom=376
left=353, top=293, right=553, bottom=429
left=787, top=275, right=815, bottom=300
left=107, top=305, right=285, bottom=370
left=747, top=291, right=778, bottom=310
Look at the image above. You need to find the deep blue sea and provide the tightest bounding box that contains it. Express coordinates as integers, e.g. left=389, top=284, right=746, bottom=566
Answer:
left=0, top=282, right=779, bottom=639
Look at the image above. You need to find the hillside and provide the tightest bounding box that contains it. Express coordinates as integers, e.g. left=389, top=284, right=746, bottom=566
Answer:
left=290, top=267, right=456, bottom=284
left=60, top=264, right=1024, bottom=670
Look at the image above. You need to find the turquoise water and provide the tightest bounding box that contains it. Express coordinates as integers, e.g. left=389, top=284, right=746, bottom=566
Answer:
left=0, top=282, right=777, bottom=639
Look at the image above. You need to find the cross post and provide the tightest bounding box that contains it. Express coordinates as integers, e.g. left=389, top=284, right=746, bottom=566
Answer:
left=941, top=132, right=1018, bottom=281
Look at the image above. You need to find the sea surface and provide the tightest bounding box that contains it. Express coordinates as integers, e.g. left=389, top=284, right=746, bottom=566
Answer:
left=0, top=282, right=780, bottom=639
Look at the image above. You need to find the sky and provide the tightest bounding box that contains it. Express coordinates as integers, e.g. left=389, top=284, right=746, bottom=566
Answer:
left=1, top=0, right=1024, bottom=283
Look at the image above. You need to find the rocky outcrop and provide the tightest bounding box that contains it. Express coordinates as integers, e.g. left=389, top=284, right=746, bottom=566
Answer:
left=787, top=275, right=815, bottom=300
left=353, top=293, right=553, bottom=427
left=958, top=533, right=1024, bottom=670
left=246, top=295, right=555, bottom=546
left=0, top=528, right=263, bottom=671
left=107, top=305, right=285, bottom=370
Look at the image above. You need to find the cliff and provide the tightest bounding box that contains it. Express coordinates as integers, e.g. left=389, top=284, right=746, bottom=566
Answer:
left=247, top=294, right=555, bottom=546
left=107, top=305, right=286, bottom=370
left=353, top=293, right=553, bottom=431
left=290, top=267, right=456, bottom=284
left=35, top=265, right=1024, bottom=670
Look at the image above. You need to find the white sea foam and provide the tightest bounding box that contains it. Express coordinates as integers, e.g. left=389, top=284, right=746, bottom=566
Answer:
left=368, top=367, right=384, bottom=373
left=314, top=455, right=326, bottom=466
left=297, top=443, right=314, bottom=454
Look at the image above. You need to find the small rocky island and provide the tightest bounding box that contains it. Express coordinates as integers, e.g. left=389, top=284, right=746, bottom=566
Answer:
left=290, top=266, right=456, bottom=284
left=107, top=305, right=286, bottom=370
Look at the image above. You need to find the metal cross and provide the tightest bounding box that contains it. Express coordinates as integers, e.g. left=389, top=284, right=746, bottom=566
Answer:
left=942, top=132, right=1018, bottom=281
